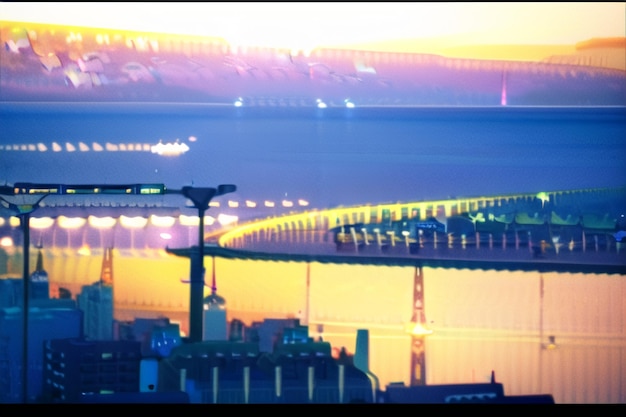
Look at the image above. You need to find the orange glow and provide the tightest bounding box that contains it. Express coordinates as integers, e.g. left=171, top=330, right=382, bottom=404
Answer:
left=405, top=322, right=433, bottom=336
left=77, top=244, right=91, bottom=256
left=1, top=3, right=624, bottom=63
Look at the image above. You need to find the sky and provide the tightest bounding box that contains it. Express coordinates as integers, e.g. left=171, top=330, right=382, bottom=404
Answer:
left=1, top=2, right=625, bottom=52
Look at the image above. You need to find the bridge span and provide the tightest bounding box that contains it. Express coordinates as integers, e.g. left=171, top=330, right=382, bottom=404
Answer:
left=198, top=187, right=625, bottom=275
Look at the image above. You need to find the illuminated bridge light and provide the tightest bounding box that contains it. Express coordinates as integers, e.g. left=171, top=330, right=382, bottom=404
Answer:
left=536, top=191, right=550, bottom=208
left=316, top=99, right=327, bottom=109
left=120, top=215, right=149, bottom=229
left=151, top=140, right=189, bottom=156
left=58, top=216, right=87, bottom=229
left=150, top=215, right=176, bottom=228
left=179, top=214, right=200, bottom=227
left=264, top=201, right=275, bottom=208
left=245, top=200, right=257, bottom=208
left=30, top=217, right=55, bottom=229
left=88, top=216, right=117, bottom=229
left=298, top=199, right=309, bottom=207
left=217, top=213, right=238, bottom=226
left=282, top=200, right=294, bottom=208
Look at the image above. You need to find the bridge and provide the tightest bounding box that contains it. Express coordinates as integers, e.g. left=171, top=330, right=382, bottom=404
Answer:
left=186, top=186, right=626, bottom=275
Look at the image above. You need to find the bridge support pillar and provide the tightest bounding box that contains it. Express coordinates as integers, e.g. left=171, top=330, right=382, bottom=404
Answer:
left=409, top=266, right=427, bottom=386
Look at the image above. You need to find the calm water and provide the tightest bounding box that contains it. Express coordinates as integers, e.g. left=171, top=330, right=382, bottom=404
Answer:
left=1, top=104, right=625, bottom=212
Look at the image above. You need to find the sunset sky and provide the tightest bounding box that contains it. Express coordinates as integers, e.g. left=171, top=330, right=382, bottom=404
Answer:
left=1, top=2, right=624, bottom=54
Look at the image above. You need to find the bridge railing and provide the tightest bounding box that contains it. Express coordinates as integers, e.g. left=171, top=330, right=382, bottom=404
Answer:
left=218, top=187, right=625, bottom=255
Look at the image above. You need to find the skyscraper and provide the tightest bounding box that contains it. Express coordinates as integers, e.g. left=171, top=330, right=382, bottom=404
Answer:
left=203, top=259, right=227, bottom=341
left=77, top=247, right=114, bottom=340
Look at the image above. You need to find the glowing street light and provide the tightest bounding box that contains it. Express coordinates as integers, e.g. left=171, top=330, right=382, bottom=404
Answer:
left=176, top=184, right=237, bottom=343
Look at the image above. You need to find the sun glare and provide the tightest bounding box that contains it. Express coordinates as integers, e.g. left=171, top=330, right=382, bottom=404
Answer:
left=1, top=3, right=624, bottom=54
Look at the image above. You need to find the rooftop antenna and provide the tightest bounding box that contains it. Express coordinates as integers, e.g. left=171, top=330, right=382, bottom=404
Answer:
left=210, top=255, right=217, bottom=295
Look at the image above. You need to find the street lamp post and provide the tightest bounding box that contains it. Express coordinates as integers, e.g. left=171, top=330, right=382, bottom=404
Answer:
left=180, top=185, right=236, bottom=343
left=0, top=193, right=48, bottom=404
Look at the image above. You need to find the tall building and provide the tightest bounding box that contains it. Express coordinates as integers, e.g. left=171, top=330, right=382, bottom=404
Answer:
left=77, top=247, right=114, bottom=340
left=202, top=259, right=227, bottom=341
left=29, top=247, right=49, bottom=300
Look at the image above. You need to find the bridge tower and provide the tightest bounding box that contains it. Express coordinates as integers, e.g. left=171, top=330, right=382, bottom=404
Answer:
left=100, top=247, right=113, bottom=287
left=408, top=265, right=431, bottom=386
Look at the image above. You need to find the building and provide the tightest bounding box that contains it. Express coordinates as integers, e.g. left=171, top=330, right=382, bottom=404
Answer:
left=76, top=247, right=115, bottom=340
left=42, top=337, right=142, bottom=403
left=158, top=319, right=376, bottom=404
left=203, top=262, right=227, bottom=341
left=0, top=246, right=82, bottom=403
left=0, top=306, right=83, bottom=403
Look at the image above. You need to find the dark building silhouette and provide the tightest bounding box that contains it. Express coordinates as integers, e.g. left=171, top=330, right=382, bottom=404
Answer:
left=42, top=338, right=142, bottom=403
left=0, top=247, right=82, bottom=403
